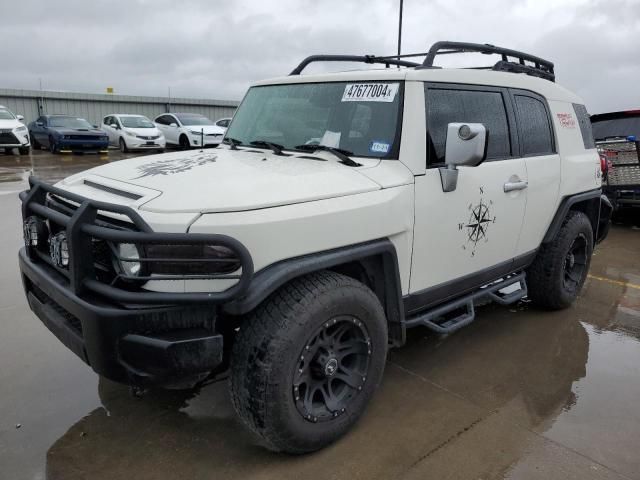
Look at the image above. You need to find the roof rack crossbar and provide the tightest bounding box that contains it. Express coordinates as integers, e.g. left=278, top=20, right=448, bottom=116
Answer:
left=420, top=41, right=555, bottom=81
left=290, top=55, right=420, bottom=75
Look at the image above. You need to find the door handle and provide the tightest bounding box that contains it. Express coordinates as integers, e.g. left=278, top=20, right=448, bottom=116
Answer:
left=503, top=180, right=528, bottom=192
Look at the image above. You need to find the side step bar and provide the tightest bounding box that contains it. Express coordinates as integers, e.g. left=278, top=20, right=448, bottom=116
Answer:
left=404, top=272, right=527, bottom=335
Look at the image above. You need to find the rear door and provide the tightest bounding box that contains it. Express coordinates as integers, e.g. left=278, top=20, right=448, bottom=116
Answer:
left=509, top=90, right=561, bottom=254
left=409, top=84, right=528, bottom=309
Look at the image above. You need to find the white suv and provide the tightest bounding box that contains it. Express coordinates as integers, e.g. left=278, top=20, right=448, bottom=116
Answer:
left=101, top=114, right=166, bottom=153
left=0, top=105, right=30, bottom=154
left=18, top=42, right=611, bottom=454
left=154, top=112, right=225, bottom=149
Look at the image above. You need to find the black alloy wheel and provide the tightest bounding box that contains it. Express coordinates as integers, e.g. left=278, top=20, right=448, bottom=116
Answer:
left=293, top=316, right=371, bottom=423
left=563, top=233, right=588, bottom=294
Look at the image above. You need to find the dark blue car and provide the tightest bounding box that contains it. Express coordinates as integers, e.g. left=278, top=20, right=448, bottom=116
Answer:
left=28, top=115, right=109, bottom=153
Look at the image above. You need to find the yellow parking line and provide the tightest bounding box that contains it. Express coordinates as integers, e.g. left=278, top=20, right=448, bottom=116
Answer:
left=588, top=274, right=640, bottom=290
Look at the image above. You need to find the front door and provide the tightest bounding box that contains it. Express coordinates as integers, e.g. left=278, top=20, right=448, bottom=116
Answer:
left=409, top=84, right=527, bottom=309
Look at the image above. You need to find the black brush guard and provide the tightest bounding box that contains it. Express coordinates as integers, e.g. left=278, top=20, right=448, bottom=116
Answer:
left=18, top=177, right=254, bottom=386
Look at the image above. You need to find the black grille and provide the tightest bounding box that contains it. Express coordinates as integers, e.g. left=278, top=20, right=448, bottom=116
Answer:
left=0, top=132, right=18, bottom=144
left=66, top=135, right=102, bottom=141
left=136, top=135, right=160, bottom=140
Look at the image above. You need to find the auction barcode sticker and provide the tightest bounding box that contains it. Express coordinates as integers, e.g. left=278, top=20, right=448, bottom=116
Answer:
left=342, top=83, right=399, bottom=102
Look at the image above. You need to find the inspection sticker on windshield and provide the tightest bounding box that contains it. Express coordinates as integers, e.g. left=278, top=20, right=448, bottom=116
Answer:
left=342, top=83, right=399, bottom=102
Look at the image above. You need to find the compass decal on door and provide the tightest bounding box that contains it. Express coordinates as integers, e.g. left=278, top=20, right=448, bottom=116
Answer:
left=458, top=186, right=497, bottom=257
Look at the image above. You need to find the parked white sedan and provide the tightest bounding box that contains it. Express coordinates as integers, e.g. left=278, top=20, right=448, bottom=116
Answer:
left=154, top=113, right=225, bottom=149
left=102, top=114, right=166, bottom=153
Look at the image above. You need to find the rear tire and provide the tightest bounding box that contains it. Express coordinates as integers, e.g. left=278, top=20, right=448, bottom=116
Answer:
left=119, top=137, right=129, bottom=153
left=230, top=271, right=388, bottom=454
left=527, top=211, right=593, bottom=309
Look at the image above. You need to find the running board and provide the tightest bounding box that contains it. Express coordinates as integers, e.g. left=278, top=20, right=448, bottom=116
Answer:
left=404, top=272, right=527, bottom=334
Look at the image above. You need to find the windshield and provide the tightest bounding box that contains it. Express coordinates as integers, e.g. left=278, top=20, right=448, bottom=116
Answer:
left=592, top=115, right=640, bottom=140
left=49, top=116, right=94, bottom=129
left=0, top=109, right=15, bottom=120
left=120, top=116, right=154, bottom=128
left=226, top=81, right=403, bottom=158
left=176, top=114, right=214, bottom=126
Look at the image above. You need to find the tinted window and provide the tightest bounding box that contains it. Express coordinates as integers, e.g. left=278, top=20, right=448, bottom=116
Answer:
left=573, top=104, right=595, bottom=149
left=514, top=95, right=554, bottom=155
left=426, top=87, right=511, bottom=165
left=592, top=115, right=640, bottom=140
left=176, top=114, right=214, bottom=126
left=155, top=115, right=169, bottom=125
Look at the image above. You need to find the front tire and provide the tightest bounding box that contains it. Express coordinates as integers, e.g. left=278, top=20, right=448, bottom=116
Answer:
left=19, top=146, right=30, bottom=155
left=230, top=271, right=388, bottom=454
left=30, top=133, right=40, bottom=150
left=49, top=136, right=59, bottom=153
left=119, top=137, right=129, bottom=153
left=179, top=134, right=191, bottom=150
left=527, top=211, right=593, bottom=309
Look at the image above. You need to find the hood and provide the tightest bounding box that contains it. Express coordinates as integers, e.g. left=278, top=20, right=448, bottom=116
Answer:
left=0, top=119, right=23, bottom=130
left=51, top=127, right=106, bottom=136
left=121, top=127, right=162, bottom=137
left=182, top=124, right=225, bottom=135
left=57, top=148, right=383, bottom=214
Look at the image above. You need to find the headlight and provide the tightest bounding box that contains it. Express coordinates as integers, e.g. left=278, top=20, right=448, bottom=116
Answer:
left=117, top=243, right=142, bottom=276
left=15, top=126, right=27, bottom=132
left=124, top=130, right=137, bottom=137
left=190, top=130, right=204, bottom=135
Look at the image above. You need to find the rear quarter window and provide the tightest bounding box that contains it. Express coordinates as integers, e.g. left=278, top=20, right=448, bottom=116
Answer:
left=513, top=94, right=555, bottom=156
left=573, top=103, right=595, bottom=149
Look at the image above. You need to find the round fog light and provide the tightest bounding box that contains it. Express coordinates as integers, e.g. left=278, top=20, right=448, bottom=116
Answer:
left=118, top=243, right=142, bottom=277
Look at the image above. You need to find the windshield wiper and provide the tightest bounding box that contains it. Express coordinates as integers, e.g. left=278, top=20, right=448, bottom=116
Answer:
left=223, top=136, right=244, bottom=150
left=294, top=144, right=362, bottom=167
left=249, top=140, right=289, bottom=156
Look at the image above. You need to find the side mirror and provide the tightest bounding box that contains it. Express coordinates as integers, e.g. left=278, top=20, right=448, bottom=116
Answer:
left=169, top=123, right=178, bottom=128
left=36, top=122, right=44, bottom=127
left=16, top=115, right=24, bottom=121
left=439, top=123, right=488, bottom=192
left=93, top=125, right=99, bottom=129
left=110, top=124, right=118, bottom=129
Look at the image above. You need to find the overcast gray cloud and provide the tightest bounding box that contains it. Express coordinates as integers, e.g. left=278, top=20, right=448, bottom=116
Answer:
left=1, top=0, right=638, bottom=113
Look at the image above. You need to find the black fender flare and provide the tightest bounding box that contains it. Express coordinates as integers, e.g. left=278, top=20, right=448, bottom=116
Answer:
left=542, top=188, right=603, bottom=244
left=222, top=239, right=406, bottom=346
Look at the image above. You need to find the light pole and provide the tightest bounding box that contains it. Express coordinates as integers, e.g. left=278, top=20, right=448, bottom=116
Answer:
left=397, top=0, right=404, bottom=63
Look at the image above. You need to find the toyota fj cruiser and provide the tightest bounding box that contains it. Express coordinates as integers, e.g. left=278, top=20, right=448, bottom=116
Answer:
left=18, top=41, right=611, bottom=453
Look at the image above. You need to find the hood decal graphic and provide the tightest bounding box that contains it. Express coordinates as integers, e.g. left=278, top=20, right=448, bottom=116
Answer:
left=133, top=153, right=217, bottom=179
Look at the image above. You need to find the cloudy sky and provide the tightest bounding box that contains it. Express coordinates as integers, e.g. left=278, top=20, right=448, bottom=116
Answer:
left=2, top=0, right=638, bottom=113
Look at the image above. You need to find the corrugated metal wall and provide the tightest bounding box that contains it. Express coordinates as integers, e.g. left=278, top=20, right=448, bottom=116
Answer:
left=0, top=88, right=239, bottom=126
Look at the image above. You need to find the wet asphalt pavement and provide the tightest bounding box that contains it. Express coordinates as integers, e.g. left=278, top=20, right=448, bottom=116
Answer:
left=1, top=149, right=640, bottom=480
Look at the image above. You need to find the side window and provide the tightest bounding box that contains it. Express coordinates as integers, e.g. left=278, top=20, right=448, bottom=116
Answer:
left=426, top=87, right=511, bottom=165
left=573, top=103, right=595, bottom=149
left=104, top=116, right=112, bottom=126
left=168, top=115, right=179, bottom=126
left=155, top=115, right=167, bottom=125
left=514, top=94, right=555, bottom=156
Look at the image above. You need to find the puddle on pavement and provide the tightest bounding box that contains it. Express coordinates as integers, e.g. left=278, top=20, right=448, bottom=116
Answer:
left=0, top=152, right=639, bottom=479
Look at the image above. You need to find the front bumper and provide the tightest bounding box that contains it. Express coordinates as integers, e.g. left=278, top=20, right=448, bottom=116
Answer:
left=190, top=134, right=223, bottom=147
left=20, top=248, right=224, bottom=386
left=126, top=136, right=166, bottom=150
left=0, top=129, right=30, bottom=148
left=58, top=138, right=109, bottom=152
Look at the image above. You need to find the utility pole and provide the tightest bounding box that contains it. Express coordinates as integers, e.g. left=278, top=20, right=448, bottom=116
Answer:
left=397, top=0, right=404, bottom=65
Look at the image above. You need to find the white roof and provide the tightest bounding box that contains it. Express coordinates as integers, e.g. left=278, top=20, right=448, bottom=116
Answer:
left=253, top=67, right=583, bottom=104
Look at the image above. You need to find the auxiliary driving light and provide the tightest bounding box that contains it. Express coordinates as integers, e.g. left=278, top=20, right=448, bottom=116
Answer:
left=117, top=243, right=142, bottom=277
left=23, top=216, right=48, bottom=248
left=49, top=231, right=69, bottom=268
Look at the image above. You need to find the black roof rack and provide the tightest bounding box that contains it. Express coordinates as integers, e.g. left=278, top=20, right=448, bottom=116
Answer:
left=290, top=55, right=420, bottom=75
left=290, top=41, right=555, bottom=82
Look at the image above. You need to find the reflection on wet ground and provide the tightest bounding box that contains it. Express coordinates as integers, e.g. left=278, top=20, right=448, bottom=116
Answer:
left=0, top=149, right=639, bottom=479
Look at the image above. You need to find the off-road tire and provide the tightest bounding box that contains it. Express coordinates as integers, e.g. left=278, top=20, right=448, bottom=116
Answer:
left=230, top=271, right=388, bottom=454
left=527, top=211, right=593, bottom=309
